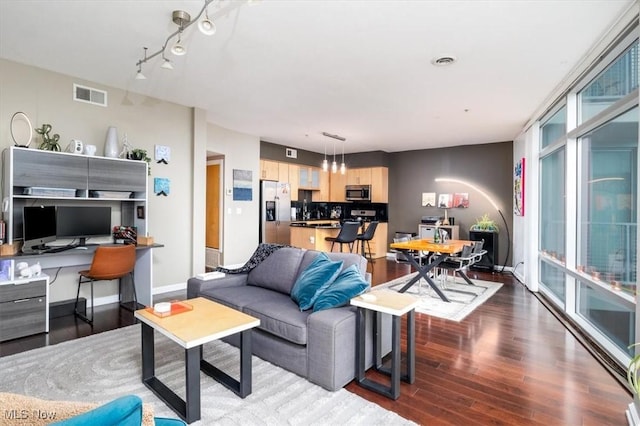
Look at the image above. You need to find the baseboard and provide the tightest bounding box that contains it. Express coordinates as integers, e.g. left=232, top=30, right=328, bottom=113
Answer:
left=153, top=282, right=186, bottom=295
left=50, top=298, right=85, bottom=319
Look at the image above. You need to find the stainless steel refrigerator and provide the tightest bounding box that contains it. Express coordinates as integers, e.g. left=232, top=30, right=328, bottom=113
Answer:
left=260, top=181, right=292, bottom=245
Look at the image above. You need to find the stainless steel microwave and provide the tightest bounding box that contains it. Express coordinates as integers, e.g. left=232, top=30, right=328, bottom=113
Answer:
left=345, top=185, right=371, bottom=201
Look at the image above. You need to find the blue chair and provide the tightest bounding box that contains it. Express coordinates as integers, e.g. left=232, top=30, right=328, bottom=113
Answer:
left=50, top=395, right=185, bottom=426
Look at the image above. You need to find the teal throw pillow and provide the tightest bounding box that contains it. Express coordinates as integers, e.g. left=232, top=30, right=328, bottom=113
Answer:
left=291, top=253, right=343, bottom=311
left=312, top=264, right=370, bottom=312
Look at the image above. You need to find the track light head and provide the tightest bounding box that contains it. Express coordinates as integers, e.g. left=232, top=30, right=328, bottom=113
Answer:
left=198, top=9, right=216, bottom=35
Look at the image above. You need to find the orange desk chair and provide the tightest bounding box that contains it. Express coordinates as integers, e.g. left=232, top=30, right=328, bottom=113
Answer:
left=74, top=244, right=137, bottom=325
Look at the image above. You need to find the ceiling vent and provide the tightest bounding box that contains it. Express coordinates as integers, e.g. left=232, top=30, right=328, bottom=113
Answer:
left=73, top=84, right=108, bottom=107
left=431, top=55, right=457, bottom=66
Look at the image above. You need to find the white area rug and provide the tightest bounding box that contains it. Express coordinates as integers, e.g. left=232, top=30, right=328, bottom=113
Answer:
left=0, top=325, right=414, bottom=425
left=377, top=272, right=503, bottom=321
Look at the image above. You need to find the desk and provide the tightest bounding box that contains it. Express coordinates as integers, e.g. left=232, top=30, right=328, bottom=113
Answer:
left=389, top=239, right=475, bottom=302
left=0, top=243, right=162, bottom=307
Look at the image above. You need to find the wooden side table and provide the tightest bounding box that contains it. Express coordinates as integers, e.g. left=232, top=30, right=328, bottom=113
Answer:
left=350, top=289, right=419, bottom=400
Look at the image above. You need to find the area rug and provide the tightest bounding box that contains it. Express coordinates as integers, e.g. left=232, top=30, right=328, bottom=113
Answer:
left=377, top=272, right=503, bottom=322
left=0, top=325, right=414, bottom=426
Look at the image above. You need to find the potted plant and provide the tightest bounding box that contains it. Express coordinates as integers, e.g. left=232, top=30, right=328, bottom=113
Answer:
left=128, top=148, right=151, bottom=175
left=470, top=213, right=499, bottom=232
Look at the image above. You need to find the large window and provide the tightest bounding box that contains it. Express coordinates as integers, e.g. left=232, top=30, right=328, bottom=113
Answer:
left=540, top=148, right=566, bottom=260
left=580, top=42, right=638, bottom=122
left=578, top=107, right=638, bottom=292
left=537, top=32, right=638, bottom=365
left=541, top=106, right=567, bottom=149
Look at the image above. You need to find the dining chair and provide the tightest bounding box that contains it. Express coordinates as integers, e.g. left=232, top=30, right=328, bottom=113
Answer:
left=74, top=244, right=137, bottom=325
left=356, top=221, right=379, bottom=261
left=325, top=221, right=361, bottom=253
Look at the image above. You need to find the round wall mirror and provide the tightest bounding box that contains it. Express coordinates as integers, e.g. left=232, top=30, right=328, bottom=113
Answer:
left=10, top=112, right=33, bottom=147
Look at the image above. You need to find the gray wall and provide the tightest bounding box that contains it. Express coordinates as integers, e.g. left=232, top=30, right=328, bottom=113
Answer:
left=389, top=141, right=513, bottom=267
left=261, top=140, right=390, bottom=168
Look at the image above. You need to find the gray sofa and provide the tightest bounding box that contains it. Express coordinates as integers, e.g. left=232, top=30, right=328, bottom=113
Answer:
left=187, top=247, right=386, bottom=391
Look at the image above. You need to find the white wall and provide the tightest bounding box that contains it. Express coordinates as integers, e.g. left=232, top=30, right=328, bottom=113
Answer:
left=203, top=123, right=260, bottom=266
left=0, top=59, right=193, bottom=302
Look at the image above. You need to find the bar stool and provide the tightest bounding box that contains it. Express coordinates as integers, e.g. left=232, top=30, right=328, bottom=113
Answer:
left=356, top=221, right=379, bottom=262
left=325, top=221, right=360, bottom=253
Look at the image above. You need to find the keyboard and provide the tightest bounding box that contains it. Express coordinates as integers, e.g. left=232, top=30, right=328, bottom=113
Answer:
left=44, top=245, right=77, bottom=254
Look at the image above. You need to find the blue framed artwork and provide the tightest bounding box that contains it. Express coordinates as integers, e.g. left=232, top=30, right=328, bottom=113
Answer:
left=233, top=169, right=252, bottom=201
left=154, top=177, right=170, bottom=196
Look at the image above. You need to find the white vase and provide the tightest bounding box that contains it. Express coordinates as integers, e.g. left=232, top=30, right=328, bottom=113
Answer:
left=104, top=126, right=119, bottom=158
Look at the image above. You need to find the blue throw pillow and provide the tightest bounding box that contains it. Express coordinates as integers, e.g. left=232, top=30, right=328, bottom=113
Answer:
left=291, top=253, right=343, bottom=311
left=312, top=264, right=370, bottom=312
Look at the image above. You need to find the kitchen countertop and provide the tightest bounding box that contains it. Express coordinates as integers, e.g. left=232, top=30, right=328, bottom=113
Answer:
left=290, top=220, right=340, bottom=228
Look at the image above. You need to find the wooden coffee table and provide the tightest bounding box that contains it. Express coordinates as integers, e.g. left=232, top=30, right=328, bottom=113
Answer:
left=134, top=297, right=260, bottom=424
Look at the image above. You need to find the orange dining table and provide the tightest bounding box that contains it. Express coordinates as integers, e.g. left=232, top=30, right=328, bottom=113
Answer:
left=389, top=238, right=476, bottom=302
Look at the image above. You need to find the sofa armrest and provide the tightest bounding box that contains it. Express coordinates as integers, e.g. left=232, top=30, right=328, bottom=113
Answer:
left=187, top=274, right=248, bottom=299
left=306, top=306, right=359, bottom=391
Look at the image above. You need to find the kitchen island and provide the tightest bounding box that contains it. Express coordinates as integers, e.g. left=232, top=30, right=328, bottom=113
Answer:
left=289, top=221, right=388, bottom=258
left=290, top=220, right=343, bottom=252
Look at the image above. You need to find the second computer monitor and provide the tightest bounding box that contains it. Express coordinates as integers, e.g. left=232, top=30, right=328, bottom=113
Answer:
left=56, top=206, right=112, bottom=246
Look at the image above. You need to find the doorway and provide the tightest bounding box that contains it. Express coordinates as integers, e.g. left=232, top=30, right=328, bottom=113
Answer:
left=206, top=157, right=223, bottom=269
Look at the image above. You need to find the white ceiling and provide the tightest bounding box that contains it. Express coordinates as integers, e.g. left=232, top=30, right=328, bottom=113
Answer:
left=0, top=0, right=634, bottom=154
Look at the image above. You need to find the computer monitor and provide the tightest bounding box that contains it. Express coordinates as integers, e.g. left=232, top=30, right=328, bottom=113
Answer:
left=22, top=205, right=57, bottom=253
left=56, top=206, right=112, bottom=246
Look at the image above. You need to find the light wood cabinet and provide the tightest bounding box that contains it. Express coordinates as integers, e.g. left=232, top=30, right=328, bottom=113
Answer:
left=358, top=222, right=388, bottom=259
left=329, top=172, right=347, bottom=202
left=278, top=162, right=289, bottom=182
left=299, top=166, right=321, bottom=189
left=288, top=164, right=299, bottom=201
left=347, top=168, right=372, bottom=185
left=370, top=167, right=388, bottom=203
left=260, top=159, right=279, bottom=181
left=312, top=170, right=330, bottom=202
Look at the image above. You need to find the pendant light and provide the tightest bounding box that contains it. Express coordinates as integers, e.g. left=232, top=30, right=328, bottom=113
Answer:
left=331, top=141, right=338, bottom=174
left=322, top=141, right=329, bottom=172
left=340, top=141, right=346, bottom=174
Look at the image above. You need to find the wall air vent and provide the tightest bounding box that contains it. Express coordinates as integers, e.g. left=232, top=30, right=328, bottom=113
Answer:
left=285, top=148, right=297, bottom=159
left=73, top=84, right=108, bottom=107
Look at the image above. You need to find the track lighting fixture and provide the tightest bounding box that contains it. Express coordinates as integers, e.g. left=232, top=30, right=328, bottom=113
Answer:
left=134, top=0, right=240, bottom=80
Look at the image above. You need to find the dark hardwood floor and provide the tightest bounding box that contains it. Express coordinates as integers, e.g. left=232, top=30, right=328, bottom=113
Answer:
left=0, top=259, right=632, bottom=425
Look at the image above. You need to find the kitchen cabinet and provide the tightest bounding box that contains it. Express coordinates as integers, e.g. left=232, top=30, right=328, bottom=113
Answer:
left=278, top=162, right=289, bottom=182
left=312, top=171, right=330, bottom=202
left=329, top=172, right=347, bottom=202
left=370, top=167, right=388, bottom=203
left=299, top=166, right=321, bottom=189
left=0, top=275, right=49, bottom=342
left=347, top=168, right=371, bottom=185
left=288, top=164, right=299, bottom=201
left=357, top=222, right=388, bottom=259
left=260, top=159, right=279, bottom=181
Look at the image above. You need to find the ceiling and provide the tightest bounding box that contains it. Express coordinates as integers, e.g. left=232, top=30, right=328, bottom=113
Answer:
left=0, top=0, right=634, bottom=154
